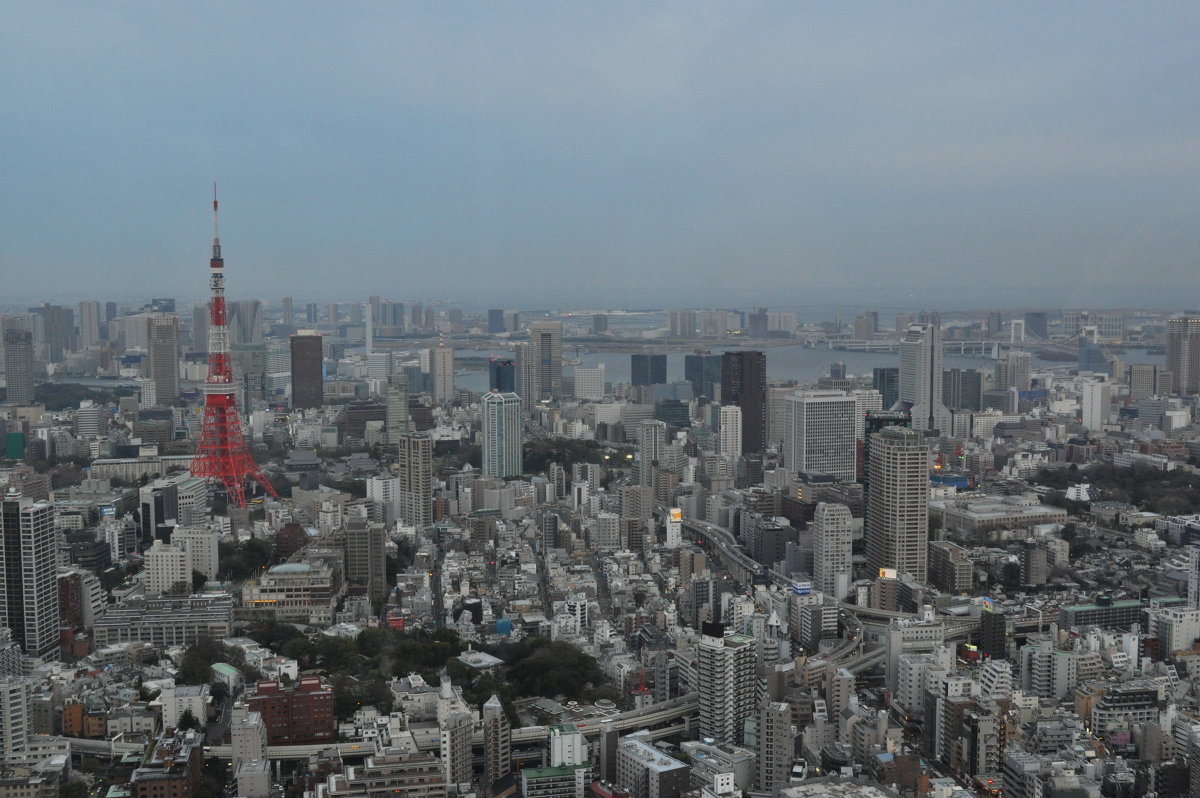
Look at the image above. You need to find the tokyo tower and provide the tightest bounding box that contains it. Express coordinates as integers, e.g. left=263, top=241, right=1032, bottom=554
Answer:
left=190, top=188, right=278, bottom=508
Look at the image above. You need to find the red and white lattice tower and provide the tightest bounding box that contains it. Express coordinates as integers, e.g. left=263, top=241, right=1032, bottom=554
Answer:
left=190, top=188, right=278, bottom=508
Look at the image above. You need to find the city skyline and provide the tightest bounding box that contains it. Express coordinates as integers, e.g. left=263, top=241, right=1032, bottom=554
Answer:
left=3, top=5, right=1199, bottom=307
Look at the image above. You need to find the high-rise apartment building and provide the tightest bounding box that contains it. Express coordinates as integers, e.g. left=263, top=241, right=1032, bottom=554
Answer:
left=526, top=321, right=564, bottom=401
left=720, top=351, right=766, bottom=454
left=637, top=420, right=667, bottom=487
left=574, top=364, right=605, bottom=401
left=481, top=392, right=523, bottom=478
left=1167, top=317, right=1200, bottom=395
left=783, top=390, right=857, bottom=481
left=290, top=333, right=323, bottom=409
left=631, top=354, right=667, bottom=387
left=397, top=433, right=433, bottom=528
left=865, top=426, right=929, bottom=582
left=717, top=405, right=742, bottom=458
left=697, top=622, right=756, bottom=745
left=670, top=310, right=698, bottom=338
left=813, top=502, right=853, bottom=599
left=995, top=351, right=1032, bottom=391
left=281, top=296, right=293, bottom=326
left=2, top=329, right=34, bottom=406
left=482, top=695, right=512, bottom=796
left=0, top=493, right=60, bottom=660
left=758, top=701, right=794, bottom=792
left=899, top=321, right=951, bottom=433
left=432, top=345, right=455, bottom=405
left=147, top=313, right=180, bottom=404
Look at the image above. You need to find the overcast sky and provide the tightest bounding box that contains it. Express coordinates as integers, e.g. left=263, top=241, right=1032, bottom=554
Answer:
left=3, top=3, right=1198, bottom=310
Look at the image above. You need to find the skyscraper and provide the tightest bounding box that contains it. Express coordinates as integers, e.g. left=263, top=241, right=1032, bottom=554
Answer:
left=385, top=374, right=410, bottom=444
left=942, top=368, right=983, bottom=412
left=783, top=390, right=857, bottom=481
left=899, top=321, right=951, bottom=433
left=487, top=309, right=506, bottom=334
left=526, top=321, right=563, bottom=401
left=0, top=493, right=60, bottom=660
left=1023, top=311, right=1048, bottom=340
left=396, top=433, right=433, bottom=528
left=720, top=350, right=766, bottom=454
left=697, top=622, right=756, bottom=745
left=813, top=502, right=853, bottom=599
left=482, top=695, right=512, bottom=796
left=146, top=313, right=180, bottom=404
left=717, top=405, right=742, bottom=458
left=482, top=392, right=523, bottom=478
left=758, top=701, right=795, bottom=792
left=489, top=358, right=517, bottom=393
left=684, top=352, right=722, bottom=400
left=872, top=366, right=899, bottom=410
left=290, top=333, right=324, bottom=409
left=229, top=300, right=264, bottom=346
left=637, top=420, right=667, bottom=487
left=281, top=296, right=293, bottom=326
left=1167, top=317, right=1200, bottom=395
left=631, top=354, right=667, bottom=387
left=2, top=329, right=34, bottom=406
left=865, top=426, right=929, bottom=582
left=432, top=345, right=455, bottom=405
left=77, top=300, right=101, bottom=348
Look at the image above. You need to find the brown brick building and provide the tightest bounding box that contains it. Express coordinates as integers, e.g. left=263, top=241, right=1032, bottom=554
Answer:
left=247, top=676, right=336, bottom=745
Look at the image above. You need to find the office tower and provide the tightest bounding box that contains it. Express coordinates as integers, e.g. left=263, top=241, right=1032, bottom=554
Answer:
left=574, top=364, right=605, bottom=401
left=0, top=494, right=59, bottom=660
left=77, top=300, right=101, bottom=348
left=813, top=502, right=853, bottom=599
left=327, top=303, right=339, bottom=326
left=638, top=420, right=667, bottom=487
left=482, top=695, right=512, bottom=795
left=942, top=368, right=983, bottom=412
left=487, top=309, right=505, bottom=334
left=899, top=321, right=951, bottom=432
left=385, top=374, right=410, bottom=444
left=482, top=392, right=523, bottom=478
left=1080, top=380, right=1110, bottom=432
left=1023, top=311, right=1048, bottom=340
left=873, top=366, right=899, bottom=410
left=669, top=309, right=698, bottom=338
left=281, top=296, right=293, bottom=326
left=1167, top=317, right=1200, bottom=395
left=684, top=352, right=721, bottom=400
left=865, top=426, right=929, bottom=582
left=758, top=701, right=794, bottom=792
left=489, top=358, right=517, bottom=393
left=29, top=304, right=75, bottom=362
left=305, top=303, right=318, bottom=325
left=192, top=304, right=209, bottom=354
left=526, top=321, right=564, bottom=401
left=290, top=333, right=324, bottom=409
left=146, top=313, right=180, bottom=404
left=748, top=308, right=768, bottom=337
left=229, top=300, right=264, bottom=345
left=1126, top=363, right=1163, bottom=401
left=2, top=330, right=34, bottom=406
left=994, top=350, right=1032, bottom=391
left=396, top=433, right=433, bottom=528
left=592, top=314, right=608, bottom=334
left=432, top=345, right=455, bottom=405
left=697, top=622, right=756, bottom=745
left=631, top=354, right=667, bottom=387
left=717, top=405, right=742, bottom=458
left=720, top=351, right=767, bottom=454
left=783, top=390, right=857, bottom=481
left=1078, top=333, right=1108, bottom=374
left=363, top=303, right=374, bottom=354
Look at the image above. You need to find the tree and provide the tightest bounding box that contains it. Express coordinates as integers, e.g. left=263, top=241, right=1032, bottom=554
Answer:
left=59, top=782, right=88, bottom=798
left=192, top=570, right=208, bottom=592
left=1000, top=562, right=1022, bottom=590
left=177, top=709, right=200, bottom=731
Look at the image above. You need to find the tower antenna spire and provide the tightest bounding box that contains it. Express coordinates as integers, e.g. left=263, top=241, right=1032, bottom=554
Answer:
left=211, top=182, right=222, bottom=260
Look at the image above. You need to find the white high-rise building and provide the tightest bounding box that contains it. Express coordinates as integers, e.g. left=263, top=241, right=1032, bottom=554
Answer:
left=899, top=321, right=952, bottom=432
left=717, top=404, right=742, bottom=458
left=0, top=677, right=32, bottom=761
left=432, top=345, right=455, bottom=405
left=481, top=391, right=523, bottom=478
left=440, top=711, right=474, bottom=787
left=144, top=539, right=193, bottom=596
left=77, top=300, right=101, bottom=348
left=0, top=494, right=59, bottom=660
left=549, top=722, right=588, bottom=766
left=865, top=426, right=929, bottom=582
left=171, top=526, right=220, bottom=580
left=1080, top=379, right=1111, bottom=432
left=852, top=389, right=884, bottom=439
left=783, top=390, right=857, bottom=481
left=813, top=502, right=853, bottom=599
left=637, top=420, right=668, bottom=487
left=574, top=364, right=606, bottom=401
left=385, top=373, right=409, bottom=444
left=397, top=433, right=433, bottom=528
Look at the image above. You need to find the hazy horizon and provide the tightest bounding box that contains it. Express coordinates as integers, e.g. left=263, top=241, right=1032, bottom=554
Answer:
left=3, top=4, right=1198, bottom=308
